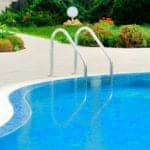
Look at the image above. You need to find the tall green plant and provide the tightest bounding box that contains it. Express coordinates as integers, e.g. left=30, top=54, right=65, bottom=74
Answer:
left=0, top=24, right=11, bottom=38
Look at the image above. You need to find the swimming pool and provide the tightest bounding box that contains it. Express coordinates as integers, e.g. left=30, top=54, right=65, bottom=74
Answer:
left=0, top=73, right=150, bottom=150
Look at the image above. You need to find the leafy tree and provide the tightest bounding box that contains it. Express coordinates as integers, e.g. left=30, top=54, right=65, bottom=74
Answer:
left=8, top=0, right=113, bottom=26
left=113, top=0, right=150, bottom=24
left=30, top=0, right=113, bottom=22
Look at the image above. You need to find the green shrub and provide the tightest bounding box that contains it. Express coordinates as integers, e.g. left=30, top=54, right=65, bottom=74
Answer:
left=0, top=9, right=19, bottom=26
left=113, top=0, right=150, bottom=24
left=93, top=23, right=112, bottom=38
left=27, top=11, right=60, bottom=26
left=0, top=39, right=13, bottom=52
left=4, top=10, right=61, bottom=27
left=79, top=23, right=116, bottom=47
left=117, top=25, right=147, bottom=48
left=79, top=32, right=97, bottom=47
left=0, top=24, right=24, bottom=52
left=0, top=24, right=12, bottom=38
left=146, top=36, right=150, bottom=47
left=7, top=35, right=24, bottom=51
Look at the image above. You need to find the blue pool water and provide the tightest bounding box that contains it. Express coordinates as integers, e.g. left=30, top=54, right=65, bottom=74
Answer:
left=0, top=73, right=150, bottom=150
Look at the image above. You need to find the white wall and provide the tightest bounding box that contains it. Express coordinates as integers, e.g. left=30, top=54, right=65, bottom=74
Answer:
left=0, top=0, right=18, bottom=12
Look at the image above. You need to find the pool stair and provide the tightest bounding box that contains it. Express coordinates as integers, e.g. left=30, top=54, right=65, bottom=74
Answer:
left=49, top=26, right=113, bottom=85
left=49, top=26, right=114, bottom=125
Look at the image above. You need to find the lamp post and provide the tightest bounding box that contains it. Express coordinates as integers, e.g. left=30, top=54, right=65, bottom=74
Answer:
left=67, top=6, right=78, bottom=22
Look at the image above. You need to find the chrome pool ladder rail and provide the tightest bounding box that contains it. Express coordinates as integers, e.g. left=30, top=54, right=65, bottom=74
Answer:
left=74, top=26, right=113, bottom=122
left=49, top=28, right=88, bottom=128
left=74, top=26, right=113, bottom=85
left=49, top=28, right=87, bottom=79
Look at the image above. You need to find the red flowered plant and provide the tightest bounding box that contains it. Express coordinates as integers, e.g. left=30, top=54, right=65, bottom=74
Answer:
left=99, top=17, right=114, bottom=25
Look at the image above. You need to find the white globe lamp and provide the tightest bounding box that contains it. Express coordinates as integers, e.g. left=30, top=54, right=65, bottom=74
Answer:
left=67, top=6, right=79, bottom=21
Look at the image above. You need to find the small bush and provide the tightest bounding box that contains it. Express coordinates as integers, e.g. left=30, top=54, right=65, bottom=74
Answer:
left=0, top=9, right=19, bottom=26
left=0, top=39, right=13, bottom=52
left=93, top=23, right=113, bottom=40
left=0, top=24, right=12, bottom=38
left=79, top=23, right=116, bottom=47
left=32, top=11, right=60, bottom=26
left=19, top=11, right=60, bottom=26
left=117, top=25, right=147, bottom=48
left=99, top=17, right=114, bottom=25
left=79, top=31, right=97, bottom=47
left=146, top=36, right=150, bottom=47
left=7, top=35, right=25, bottom=51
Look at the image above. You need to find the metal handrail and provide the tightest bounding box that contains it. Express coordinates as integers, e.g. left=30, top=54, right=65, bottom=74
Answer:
left=50, top=28, right=87, bottom=78
left=49, top=28, right=88, bottom=128
left=74, top=26, right=113, bottom=85
left=74, top=26, right=114, bottom=122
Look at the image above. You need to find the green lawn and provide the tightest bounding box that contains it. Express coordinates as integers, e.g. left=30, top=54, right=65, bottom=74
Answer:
left=16, top=25, right=80, bottom=43
left=15, top=24, right=150, bottom=36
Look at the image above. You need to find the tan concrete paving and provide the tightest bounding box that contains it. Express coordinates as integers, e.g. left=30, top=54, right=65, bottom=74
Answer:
left=0, top=33, right=150, bottom=86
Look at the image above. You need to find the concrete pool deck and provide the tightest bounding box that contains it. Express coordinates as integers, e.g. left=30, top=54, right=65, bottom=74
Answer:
left=0, top=33, right=150, bottom=86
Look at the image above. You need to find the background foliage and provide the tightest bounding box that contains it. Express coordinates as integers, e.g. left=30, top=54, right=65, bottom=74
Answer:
left=0, top=0, right=113, bottom=26
left=0, top=0, right=150, bottom=26
left=112, top=0, right=150, bottom=24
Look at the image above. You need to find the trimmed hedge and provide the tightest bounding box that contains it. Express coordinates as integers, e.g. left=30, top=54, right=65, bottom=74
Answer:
left=0, top=39, right=13, bottom=52
left=7, top=35, right=24, bottom=50
left=117, top=25, right=147, bottom=48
